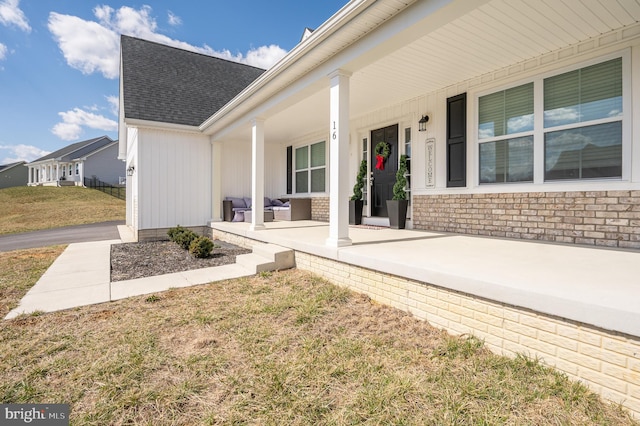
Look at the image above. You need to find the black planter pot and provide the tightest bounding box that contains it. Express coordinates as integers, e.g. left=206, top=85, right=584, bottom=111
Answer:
left=349, top=199, right=364, bottom=225
left=386, top=199, right=408, bottom=229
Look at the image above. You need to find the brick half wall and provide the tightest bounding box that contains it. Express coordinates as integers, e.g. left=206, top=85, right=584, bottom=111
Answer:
left=312, top=197, right=329, bottom=222
left=413, top=191, right=640, bottom=249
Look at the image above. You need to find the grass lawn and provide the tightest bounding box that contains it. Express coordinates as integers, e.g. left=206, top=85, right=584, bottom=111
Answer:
left=0, top=246, right=65, bottom=316
left=1, top=260, right=636, bottom=424
left=0, top=186, right=636, bottom=424
left=0, top=186, right=125, bottom=235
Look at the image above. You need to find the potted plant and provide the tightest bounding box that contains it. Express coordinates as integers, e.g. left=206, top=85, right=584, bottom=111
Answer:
left=349, top=159, right=367, bottom=225
left=387, top=154, right=409, bottom=229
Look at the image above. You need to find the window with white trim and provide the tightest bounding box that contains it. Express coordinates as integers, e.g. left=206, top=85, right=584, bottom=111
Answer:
left=295, top=141, right=325, bottom=193
left=543, top=58, right=622, bottom=180
left=478, top=56, right=623, bottom=184
left=478, top=83, right=534, bottom=183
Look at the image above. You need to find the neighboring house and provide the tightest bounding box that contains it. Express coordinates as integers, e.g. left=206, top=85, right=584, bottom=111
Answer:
left=120, top=0, right=640, bottom=249
left=27, top=136, right=123, bottom=186
left=0, top=161, right=28, bottom=189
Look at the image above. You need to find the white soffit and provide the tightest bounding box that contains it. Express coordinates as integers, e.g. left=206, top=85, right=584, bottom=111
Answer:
left=351, top=0, right=640, bottom=115
left=213, top=0, right=640, bottom=142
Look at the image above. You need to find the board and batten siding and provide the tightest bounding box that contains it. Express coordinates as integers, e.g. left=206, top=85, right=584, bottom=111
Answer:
left=220, top=139, right=287, bottom=200
left=137, top=129, right=211, bottom=231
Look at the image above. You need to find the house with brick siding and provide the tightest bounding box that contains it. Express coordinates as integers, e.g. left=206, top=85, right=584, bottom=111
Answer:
left=119, top=0, right=640, bottom=415
left=120, top=0, right=640, bottom=249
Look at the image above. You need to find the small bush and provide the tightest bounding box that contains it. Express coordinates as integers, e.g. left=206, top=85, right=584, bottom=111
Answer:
left=175, top=230, right=198, bottom=250
left=189, top=236, right=215, bottom=258
left=167, top=225, right=187, bottom=241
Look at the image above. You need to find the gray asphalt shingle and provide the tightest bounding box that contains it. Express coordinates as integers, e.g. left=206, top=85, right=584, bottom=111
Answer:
left=120, top=35, right=266, bottom=126
left=29, top=136, right=114, bottom=164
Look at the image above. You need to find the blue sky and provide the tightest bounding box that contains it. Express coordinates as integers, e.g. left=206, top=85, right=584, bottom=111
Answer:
left=0, top=0, right=347, bottom=164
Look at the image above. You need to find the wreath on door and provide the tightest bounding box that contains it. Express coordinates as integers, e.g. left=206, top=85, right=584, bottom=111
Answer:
left=374, top=142, right=390, bottom=170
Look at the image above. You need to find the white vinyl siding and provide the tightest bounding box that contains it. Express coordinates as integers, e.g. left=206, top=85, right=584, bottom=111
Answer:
left=137, top=129, right=211, bottom=230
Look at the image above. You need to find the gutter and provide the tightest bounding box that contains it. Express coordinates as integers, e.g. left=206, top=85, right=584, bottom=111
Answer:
left=124, top=118, right=201, bottom=133
left=198, top=0, right=376, bottom=134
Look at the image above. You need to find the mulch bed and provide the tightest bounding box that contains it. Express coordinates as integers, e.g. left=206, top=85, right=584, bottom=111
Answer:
left=110, top=240, right=251, bottom=282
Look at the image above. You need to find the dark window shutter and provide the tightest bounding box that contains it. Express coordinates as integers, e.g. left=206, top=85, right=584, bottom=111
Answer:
left=447, top=93, right=467, bottom=187
left=286, top=145, right=293, bottom=194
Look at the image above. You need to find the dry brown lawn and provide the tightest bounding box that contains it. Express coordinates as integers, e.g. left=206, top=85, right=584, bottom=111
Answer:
left=0, top=246, right=65, bottom=316
left=0, top=186, right=124, bottom=235
left=1, top=264, right=637, bottom=425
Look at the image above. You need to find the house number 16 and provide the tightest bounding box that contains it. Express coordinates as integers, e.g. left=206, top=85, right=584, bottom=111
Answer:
left=332, top=121, right=337, bottom=140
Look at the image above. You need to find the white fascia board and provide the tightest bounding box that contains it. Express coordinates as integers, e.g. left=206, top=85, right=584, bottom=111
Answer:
left=199, top=0, right=376, bottom=134
left=27, top=158, right=56, bottom=166
left=124, top=118, right=201, bottom=134
left=200, top=0, right=486, bottom=138
left=118, top=50, right=127, bottom=161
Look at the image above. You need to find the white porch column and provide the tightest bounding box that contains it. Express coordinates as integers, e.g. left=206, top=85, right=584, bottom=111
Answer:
left=211, top=140, right=223, bottom=222
left=28, top=166, right=32, bottom=185
left=250, top=118, right=265, bottom=231
left=78, top=162, right=84, bottom=186
left=326, top=69, right=352, bottom=247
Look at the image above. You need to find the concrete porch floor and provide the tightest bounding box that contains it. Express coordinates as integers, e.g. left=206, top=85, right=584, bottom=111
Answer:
left=211, top=220, right=640, bottom=339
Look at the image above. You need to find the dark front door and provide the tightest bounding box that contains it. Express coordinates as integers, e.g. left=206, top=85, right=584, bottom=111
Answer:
left=370, top=124, right=398, bottom=217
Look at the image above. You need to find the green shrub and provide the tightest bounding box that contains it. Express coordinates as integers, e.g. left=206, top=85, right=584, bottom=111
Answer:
left=351, top=159, right=367, bottom=201
left=167, top=225, right=187, bottom=241
left=392, top=154, right=409, bottom=201
left=175, top=229, right=198, bottom=250
left=189, top=236, right=215, bottom=258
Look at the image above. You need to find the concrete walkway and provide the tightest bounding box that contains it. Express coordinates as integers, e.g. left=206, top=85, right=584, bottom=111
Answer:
left=4, top=226, right=291, bottom=319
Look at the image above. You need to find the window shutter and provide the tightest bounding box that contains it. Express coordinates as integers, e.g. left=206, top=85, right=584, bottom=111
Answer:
left=286, top=145, right=292, bottom=194
left=447, top=93, right=467, bottom=188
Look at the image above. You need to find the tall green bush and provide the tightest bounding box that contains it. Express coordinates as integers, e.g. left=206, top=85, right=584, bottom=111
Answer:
left=351, top=159, right=367, bottom=201
left=392, top=155, right=409, bottom=201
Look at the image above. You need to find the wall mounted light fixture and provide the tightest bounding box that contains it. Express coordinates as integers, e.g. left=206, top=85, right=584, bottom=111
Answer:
left=418, top=115, right=429, bottom=132
left=126, top=166, right=135, bottom=176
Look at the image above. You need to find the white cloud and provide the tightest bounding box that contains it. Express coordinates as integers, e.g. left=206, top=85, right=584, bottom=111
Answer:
left=106, top=95, right=119, bottom=117
left=51, top=107, right=118, bottom=141
left=167, top=11, right=182, bottom=27
left=0, top=0, right=30, bottom=32
left=48, top=5, right=285, bottom=79
left=48, top=12, right=120, bottom=78
left=0, top=42, right=6, bottom=60
left=244, top=44, right=287, bottom=70
left=0, top=144, right=49, bottom=163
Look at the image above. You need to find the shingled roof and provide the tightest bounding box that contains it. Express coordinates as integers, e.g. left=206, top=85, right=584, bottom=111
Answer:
left=0, top=161, right=26, bottom=172
left=29, top=136, right=115, bottom=164
left=120, top=35, right=266, bottom=127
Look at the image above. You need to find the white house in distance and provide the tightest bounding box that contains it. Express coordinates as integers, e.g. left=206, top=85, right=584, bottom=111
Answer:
left=120, top=0, right=640, bottom=415
left=27, top=136, right=123, bottom=186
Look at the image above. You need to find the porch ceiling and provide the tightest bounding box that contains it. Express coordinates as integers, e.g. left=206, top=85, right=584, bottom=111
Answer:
left=222, top=0, right=640, bottom=143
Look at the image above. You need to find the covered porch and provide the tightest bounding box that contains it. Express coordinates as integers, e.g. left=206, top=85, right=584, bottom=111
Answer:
left=204, top=0, right=640, bottom=251
left=210, top=219, right=640, bottom=415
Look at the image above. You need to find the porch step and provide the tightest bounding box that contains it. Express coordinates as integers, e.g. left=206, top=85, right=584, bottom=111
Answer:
left=236, top=243, right=295, bottom=273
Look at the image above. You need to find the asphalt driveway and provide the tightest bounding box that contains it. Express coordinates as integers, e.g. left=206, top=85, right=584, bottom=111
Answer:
left=0, top=221, right=125, bottom=252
